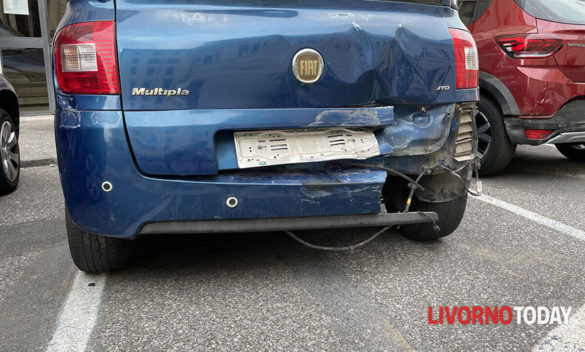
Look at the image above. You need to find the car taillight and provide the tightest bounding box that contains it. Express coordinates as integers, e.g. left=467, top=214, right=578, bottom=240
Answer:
left=54, top=21, right=120, bottom=95
left=496, top=35, right=563, bottom=59
left=450, top=28, right=479, bottom=89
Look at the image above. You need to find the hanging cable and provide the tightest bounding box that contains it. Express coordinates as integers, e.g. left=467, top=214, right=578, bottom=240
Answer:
left=284, top=226, right=392, bottom=252
left=437, top=164, right=482, bottom=197
left=404, top=168, right=431, bottom=213
left=339, top=161, right=426, bottom=192
left=284, top=161, right=479, bottom=251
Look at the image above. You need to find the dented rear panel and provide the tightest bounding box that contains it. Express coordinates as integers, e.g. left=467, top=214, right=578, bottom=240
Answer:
left=113, top=0, right=473, bottom=176
left=116, top=0, right=465, bottom=110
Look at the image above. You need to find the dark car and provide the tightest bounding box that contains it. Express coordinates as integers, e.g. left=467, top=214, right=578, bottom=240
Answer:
left=460, top=0, right=585, bottom=174
left=0, top=74, right=20, bottom=195
left=53, top=0, right=479, bottom=272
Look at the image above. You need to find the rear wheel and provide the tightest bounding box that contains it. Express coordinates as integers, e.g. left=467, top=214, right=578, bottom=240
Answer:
left=556, top=143, right=585, bottom=162
left=476, top=96, right=516, bottom=175
left=0, top=109, right=20, bottom=195
left=66, top=212, right=131, bottom=273
left=384, top=178, right=468, bottom=241
left=397, top=196, right=467, bottom=241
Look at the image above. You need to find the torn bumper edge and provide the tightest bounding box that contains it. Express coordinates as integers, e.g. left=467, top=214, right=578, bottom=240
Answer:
left=55, top=103, right=463, bottom=239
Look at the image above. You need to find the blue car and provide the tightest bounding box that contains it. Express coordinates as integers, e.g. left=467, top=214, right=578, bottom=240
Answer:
left=0, top=75, right=20, bottom=196
left=53, top=0, right=479, bottom=272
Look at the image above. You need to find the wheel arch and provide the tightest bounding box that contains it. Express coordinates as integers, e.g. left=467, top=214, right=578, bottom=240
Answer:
left=0, top=89, right=20, bottom=129
left=479, top=72, right=521, bottom=117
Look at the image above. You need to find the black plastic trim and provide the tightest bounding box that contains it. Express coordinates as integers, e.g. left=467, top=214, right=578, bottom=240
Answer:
left=138, top=212, right=438, bottom=235
left=504, top=100, right=585, bottom=145
left=479, top=72, right=521, bottom=116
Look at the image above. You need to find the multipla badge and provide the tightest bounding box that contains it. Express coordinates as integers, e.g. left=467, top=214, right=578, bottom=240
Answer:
left=132, top=88, right=189, bottom=97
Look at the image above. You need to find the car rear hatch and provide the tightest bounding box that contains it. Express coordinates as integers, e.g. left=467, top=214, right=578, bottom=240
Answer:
left=540, top=20, right=585, bottom=83
left=516, top=0, right=585, bottom=82
left=115, top=0, right=460, bottom=176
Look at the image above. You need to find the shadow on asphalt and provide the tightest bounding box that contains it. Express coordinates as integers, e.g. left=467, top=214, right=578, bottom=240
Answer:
left=483, top=146, right=585, bottom=179
left=501, top=147, right=585, bottom=177
left=124, top=228, right=441, bottom=275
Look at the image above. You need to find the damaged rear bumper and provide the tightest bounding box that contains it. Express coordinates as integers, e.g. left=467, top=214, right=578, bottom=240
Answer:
left=55, top=103, right=474, bottom=239
left=122, top=104, right=458, bottom=176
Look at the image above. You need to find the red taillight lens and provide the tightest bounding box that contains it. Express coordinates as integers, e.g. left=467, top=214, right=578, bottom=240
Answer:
left=525, top=129, right=553, bottom=140
left=496, top=35, right=563, bottom=59
left=450, top=28, right=479, bottom=90
left=54, top=21, right=120, bottom=95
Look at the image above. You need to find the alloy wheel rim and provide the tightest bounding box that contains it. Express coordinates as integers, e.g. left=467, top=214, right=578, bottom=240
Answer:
left=0, top=120, right=19, bottom=182
left=475, top=111, right=492, bottom=159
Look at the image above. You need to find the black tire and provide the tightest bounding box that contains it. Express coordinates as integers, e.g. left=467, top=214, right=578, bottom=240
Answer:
left=555, top=143, right=585, bottom=162
left=0, top=109, right=20, bottom=195
left=476, top=96, right=516, bottom=176
left=384, top=179, right=468, bottom=241
left=401, top=196, right=467, bottom=241
left=66, top=211, right=131, bottom=273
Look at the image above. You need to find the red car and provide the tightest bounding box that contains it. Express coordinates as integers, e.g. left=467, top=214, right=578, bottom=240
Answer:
left=459, top=0, right=585, bottom=174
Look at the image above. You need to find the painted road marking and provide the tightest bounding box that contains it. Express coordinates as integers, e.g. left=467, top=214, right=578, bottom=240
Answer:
left=41, top=194, right=583, bottom=352
left=533, top=304, right=585, bottom=351
left=476, top=195, right=585, bottom=351
left=45, top=272, right=106, bottom=352
left=475, top=195, right=585, bottom=242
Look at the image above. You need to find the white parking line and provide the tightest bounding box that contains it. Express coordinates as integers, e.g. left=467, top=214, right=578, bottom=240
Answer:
left=45, top=272, right=106, bottom=352
left=533, top=304, right=585, bottom=351
left=475, top=195, right=585, bottom=351
left=474, top=195, right=585, bottom=242
left=41, top=194, right=584, bottom=352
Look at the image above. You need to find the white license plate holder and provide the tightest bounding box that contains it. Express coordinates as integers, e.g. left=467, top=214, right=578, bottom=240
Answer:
left=234, top=128, right=380, bottom=169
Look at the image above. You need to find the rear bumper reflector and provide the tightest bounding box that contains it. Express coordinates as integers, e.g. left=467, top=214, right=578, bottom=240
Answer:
left=525, top=129, right=553, bottom=140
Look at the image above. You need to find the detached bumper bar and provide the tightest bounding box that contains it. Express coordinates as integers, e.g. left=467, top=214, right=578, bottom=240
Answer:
left=138, top=212, right=438, bottom=235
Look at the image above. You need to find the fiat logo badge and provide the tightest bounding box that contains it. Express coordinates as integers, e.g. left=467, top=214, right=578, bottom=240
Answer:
left=292, top=48, right=324, bottom=84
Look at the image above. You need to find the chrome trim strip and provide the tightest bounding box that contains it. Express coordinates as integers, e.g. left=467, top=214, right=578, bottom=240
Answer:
left=547, top=132, right=585, bottom=144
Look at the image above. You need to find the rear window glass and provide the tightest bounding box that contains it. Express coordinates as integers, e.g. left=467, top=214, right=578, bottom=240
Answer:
left=458, top=1, right=476, bottom=25
left=457, top=0, right=493, bottom=26
left=514, top=0, right=585, bottom=25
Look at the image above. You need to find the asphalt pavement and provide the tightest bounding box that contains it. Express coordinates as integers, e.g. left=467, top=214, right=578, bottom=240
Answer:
left=1, top=116, right=584, bottom=351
